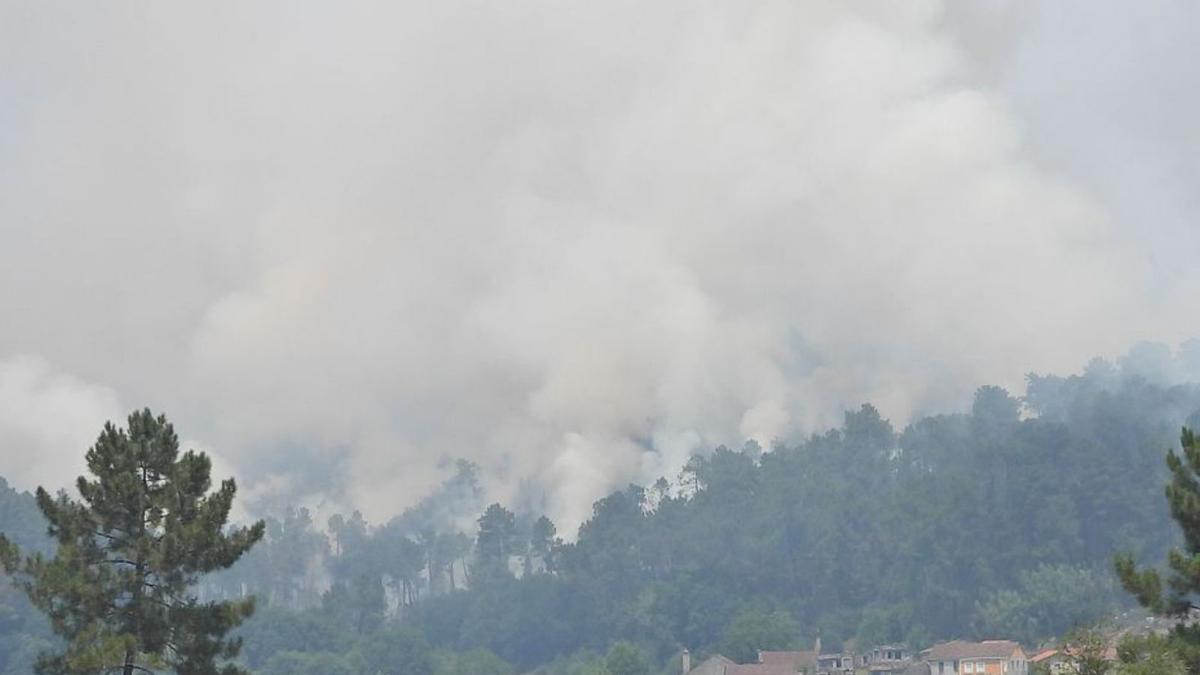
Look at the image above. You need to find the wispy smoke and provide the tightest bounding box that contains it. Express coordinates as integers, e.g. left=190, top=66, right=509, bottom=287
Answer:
left=0, top=356, right=122, bottom=490
left=1, top=1, right=1198, bottom=532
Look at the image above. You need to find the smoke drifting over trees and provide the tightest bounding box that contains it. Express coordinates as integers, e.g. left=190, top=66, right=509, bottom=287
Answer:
left=2, top=2, right=1200, bottom=533
left=1, top=350, right=1197, bottom=672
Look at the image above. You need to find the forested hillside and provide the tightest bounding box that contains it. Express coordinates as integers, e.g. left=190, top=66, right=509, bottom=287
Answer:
left=2, top=349, right=1198, bottom=674
left=0, top=478, right=53, bottom=673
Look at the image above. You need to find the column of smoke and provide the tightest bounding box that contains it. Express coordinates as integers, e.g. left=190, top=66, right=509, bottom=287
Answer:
left=0, top=2, right=1198, bottom=535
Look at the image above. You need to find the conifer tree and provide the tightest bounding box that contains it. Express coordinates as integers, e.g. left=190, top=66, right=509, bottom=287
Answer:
left=475, top=503, right=517, bottom=580
left=1115, top=427, right=1200, bottom=668
left=529, top=515, right=559, bottom=574
left=0, top=409, right=265, bottom=675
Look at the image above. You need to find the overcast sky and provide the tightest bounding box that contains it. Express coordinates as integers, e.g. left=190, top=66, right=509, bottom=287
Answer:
left=2, top=1, right=1197, bottom=531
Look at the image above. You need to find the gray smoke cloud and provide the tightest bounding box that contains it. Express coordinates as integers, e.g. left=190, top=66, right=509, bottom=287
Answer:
left=1, top=1, right=1197, bottom=531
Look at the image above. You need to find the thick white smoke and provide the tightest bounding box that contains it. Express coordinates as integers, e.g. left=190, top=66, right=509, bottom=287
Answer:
left=0, top=356, right=122, bottom=491
left=1, top=1, right=1197, bottom=531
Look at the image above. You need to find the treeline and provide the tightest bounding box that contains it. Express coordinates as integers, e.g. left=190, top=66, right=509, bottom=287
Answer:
left=2, top=346, right=1200, bottom=673
left=215, top=350, right=1200, bottom=672
left=0, top=477, right=54, bottom=674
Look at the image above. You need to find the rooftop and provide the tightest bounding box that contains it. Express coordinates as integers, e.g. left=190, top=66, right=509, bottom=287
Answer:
left=923, top=640, right=1024, bottom=661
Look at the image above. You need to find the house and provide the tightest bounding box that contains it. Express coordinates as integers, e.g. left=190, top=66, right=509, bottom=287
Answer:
left=758, top=649, right=818, bottom=672
left=682, top=641, right=922, bottom=675
left=870, top=660, right=927, bottom=675
left=922, top=640, right=1028, bottom=675
left=817, top=650, right=861, bottom=673
left=812, top=642, right=915, bottom=675
left=869, top=645, right=912, bottom=663
left=685, top=653, right=738, bottom=675
left=680, top=646, right=817, bottom=674
left=728, top=665, right=807, bottom=675
left=1028, top=649, right=1064, bottom=673
left=867, top=645, right=919, bottom=675
left=1028, top=646, right=1117, bottom=674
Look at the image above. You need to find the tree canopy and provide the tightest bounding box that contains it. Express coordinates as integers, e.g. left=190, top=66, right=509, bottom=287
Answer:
left=1116, top=427, right=1200, bottom=671
left=0, top=353, right=1196, bottom=673
left=0, top=409, right=264, bottom=675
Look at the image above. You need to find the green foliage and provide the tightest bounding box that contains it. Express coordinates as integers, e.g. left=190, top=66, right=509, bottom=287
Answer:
left=476, top=504, right=517, bottom=581
left=235, top=606, right=354, bottom=670
left=404, top=365, right=1200, bottom=667
left=223, top=507, right=328, bottom=610
left=975, top=564, right=1117, bottom=644
left=1056, top=625, right=1115, bottom=675
left=257, top=650, right=359, bottom=675
left=569, top=665, right=610, bottom=675
left=0, top=353, right=1196, bottom=672
left=454, top=573, right=583, bottom=668
left=0, top=478, right=51, bottom=555
left=1115, top=427, right=1200, bottom=669
left=0, top=481, right=54, bottom=674
left=1115, top=633, right=1188, bottom=675
left=322, top=574, right=386, bottom=636
left=0, top=409, right=264, bottom=675
left=854, top=604, right=930, bottom=651
left=0, top=573, right=53, bottom=674
left=603, top=641, right=651, bottom=675
left=529, top=515, right=560, bottom=574
left=434, top=647, right=516, bottom=675
left=528, top=649, right=608, bottom=675
left=1116, top=427, right=1200, bottom=614
left=350, top=626, right=435, bottom=674
left=718, top=608, right=799, bottom=664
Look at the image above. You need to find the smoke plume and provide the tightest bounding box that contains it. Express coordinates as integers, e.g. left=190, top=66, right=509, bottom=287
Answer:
left=1, top=1, right=1198, bottom=531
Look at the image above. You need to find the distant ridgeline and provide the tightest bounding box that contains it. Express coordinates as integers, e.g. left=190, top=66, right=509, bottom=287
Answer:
left=0, top=478, right=54, bottom=675
left=3, top=350, right=1200, bottom=673
left=0, top=478, right=51, bottom=555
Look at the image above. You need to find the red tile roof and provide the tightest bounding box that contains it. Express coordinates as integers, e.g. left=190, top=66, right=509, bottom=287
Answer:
left=1029, top=649, right=1058, bottom=663
left=728, top=665, right=800, bottom=675
left=758, top=650, right=817, bottom=667
left=1032, top=645, right=1119, bottom=662
left=924, top=640, right=1024, bottom=661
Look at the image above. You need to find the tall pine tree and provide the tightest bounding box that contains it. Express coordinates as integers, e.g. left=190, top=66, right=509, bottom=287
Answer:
left=1116, top=427, right=1200, bottom=669
left=0, top=409, right=264, bottom=675
left=475, top=503, right=517, bottom=581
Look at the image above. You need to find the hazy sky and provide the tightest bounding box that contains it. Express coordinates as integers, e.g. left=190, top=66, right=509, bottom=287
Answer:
left=2, top=1, right=1197, bottom=530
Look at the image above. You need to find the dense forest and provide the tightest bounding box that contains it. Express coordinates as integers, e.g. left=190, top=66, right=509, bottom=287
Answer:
left=3, top=345, right=1200, bottom=674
